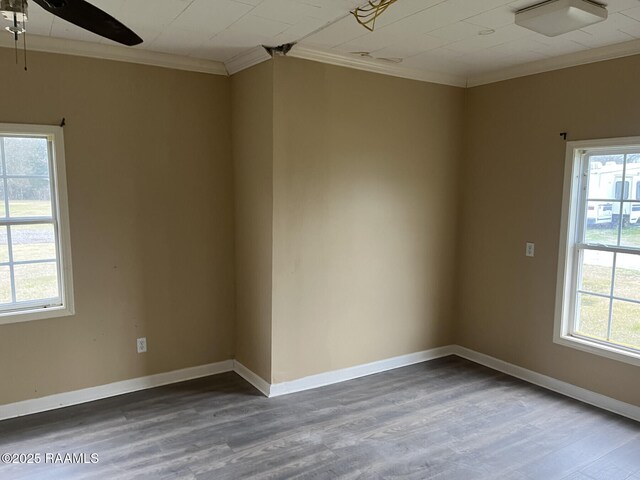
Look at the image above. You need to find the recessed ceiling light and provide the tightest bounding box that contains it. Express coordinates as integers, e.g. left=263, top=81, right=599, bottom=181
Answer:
left=515, top=0, right=607, bottom=37
left=478, top=29, right=495, bottom=35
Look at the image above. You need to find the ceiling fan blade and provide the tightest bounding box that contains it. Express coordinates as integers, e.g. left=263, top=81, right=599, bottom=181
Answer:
left=31, top=0, right=142, bottom=46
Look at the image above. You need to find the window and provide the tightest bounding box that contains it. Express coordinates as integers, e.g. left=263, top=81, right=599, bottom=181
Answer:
left=615, top=180, right=630, bottom=200
left=555, top=137, right=640, bottom=366
left=0, top=124, right=73, bottom=325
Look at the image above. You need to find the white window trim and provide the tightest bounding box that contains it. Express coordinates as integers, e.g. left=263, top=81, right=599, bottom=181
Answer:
left=554, top=136, right=640, bottom=367
left=0, top=123, right=74, bottom=325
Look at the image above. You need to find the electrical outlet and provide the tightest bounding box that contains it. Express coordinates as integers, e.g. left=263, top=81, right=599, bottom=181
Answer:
left=526, top=242, right=535, bottom=258
left=137, top=337, right=147, bottom=353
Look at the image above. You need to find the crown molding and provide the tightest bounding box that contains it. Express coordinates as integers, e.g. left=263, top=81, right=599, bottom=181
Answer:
left=0, top=34, right=228, bottom=76
left=292, top=39, right=640, bottom=89
left=2, top=31, right=640, bottom=88
left=289, top=45, right=468, bottom=88
left=225, top=46, right=272, bottom=75
left=467, top=37, right=640, bottom=87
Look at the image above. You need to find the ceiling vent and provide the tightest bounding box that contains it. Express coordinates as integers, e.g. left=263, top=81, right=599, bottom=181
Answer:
left=515, top=0, right=607, bottom=37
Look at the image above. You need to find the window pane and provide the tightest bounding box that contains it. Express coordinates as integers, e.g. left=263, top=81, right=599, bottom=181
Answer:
left=614, top=254, right=640, bottom=302
left=580, top=250, right=613, bottom=295
left=0, top=226, right=8, bottom=263
left=630, top=200, right=640, bottom=225
left=0, top=266, right=11, bottom=304
left=7, top=178, right=52, bottom=217
left=14, top=262, right=58, bottom=302
left=620, top=218, right=640, bottom=249
left=576, top=293, right=609, bottom=341
left=610, top=300, right=640, bottom=350
left=10, top=224, right=56, bottom=262
left=3, top=137, right=50, bottom=176
left=615, top=181, right=630, bottom=200
left=584, top=201, right=618, bottom=245
left=0, top=181, right=5, bottom=218
left=588, top=155, right=624, bottom=200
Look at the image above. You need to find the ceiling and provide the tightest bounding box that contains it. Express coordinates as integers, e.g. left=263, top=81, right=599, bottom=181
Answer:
left=10, top=0, right=640, bottom=85
left=21, top=0, right=363, bottom=60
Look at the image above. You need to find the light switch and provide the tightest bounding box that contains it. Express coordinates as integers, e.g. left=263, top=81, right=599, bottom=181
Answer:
left=526, top=242, right=535, bottom=257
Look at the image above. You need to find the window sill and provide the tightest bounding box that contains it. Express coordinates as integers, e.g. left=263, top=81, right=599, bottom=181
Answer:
left=0, top=305, right=75, bottom=326
left=554, top=333, right=640, bottom=367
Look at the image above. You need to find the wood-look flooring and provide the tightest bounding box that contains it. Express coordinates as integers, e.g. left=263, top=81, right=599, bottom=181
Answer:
left=0, top=356, right=639, bottom=479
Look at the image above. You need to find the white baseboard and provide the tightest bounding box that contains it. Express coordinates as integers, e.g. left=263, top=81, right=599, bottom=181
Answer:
left=268, top=346, right=455, bottom=397
left=235, top=345, right=639, bottom=423
left=2, top=346, right=638, bottom=425
left=451, top=346, right=640, bottom=423
left=0, top=359, right=234, bottom=421
left=233, top=361, right=271, bottom=397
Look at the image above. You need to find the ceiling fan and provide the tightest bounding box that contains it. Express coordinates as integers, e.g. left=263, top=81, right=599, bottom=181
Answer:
left=1, top=0, right=142, bottom=46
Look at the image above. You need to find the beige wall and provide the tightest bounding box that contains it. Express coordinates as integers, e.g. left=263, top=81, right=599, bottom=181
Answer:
left=271, top=57, right=464, bottom=383
left=4, top=45, right=638, bottom=409
left=231, top=61, right=274, bottom=382
left=459, top=55, right=640, bottom=406
left=0, top=48, right=235, bottom=405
